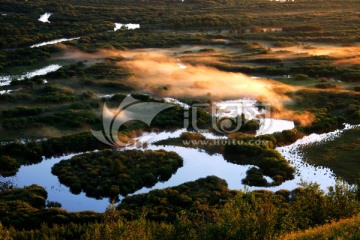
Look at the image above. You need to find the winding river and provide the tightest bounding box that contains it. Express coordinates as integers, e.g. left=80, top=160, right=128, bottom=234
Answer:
left=0, top=100, right=356, bottom=212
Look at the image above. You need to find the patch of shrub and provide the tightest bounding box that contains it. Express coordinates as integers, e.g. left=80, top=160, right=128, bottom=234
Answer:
left=52, top=149, right=183, bottom=199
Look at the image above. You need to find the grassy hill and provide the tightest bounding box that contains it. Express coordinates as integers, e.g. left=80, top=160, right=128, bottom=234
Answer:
left=279, top=214, right=360, bottom=240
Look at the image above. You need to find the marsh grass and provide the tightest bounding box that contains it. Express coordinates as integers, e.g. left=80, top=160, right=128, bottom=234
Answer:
left=302, top=128, right=360, bottom=184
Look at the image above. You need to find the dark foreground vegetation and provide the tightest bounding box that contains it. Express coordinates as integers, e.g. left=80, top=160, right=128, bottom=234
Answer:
left=0, top=176, right=359, bottom=239
left=0, top=184, right=101, bottom=230
left=118, top=176, right=236, bottom=222
left=280, top=213, right=360, bottom=240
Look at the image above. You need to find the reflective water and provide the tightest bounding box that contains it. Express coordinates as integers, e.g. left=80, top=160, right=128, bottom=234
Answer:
left=256, top=118, right=295, bottom=135
left=0, top=89, right=13, bottom=95
left=2, top=124, right=356, bottom=212
left=31, top=37, right=80, bottom=48
left=214, top=99, right=295, bottom=135
left=0, top=65, right=62, bottom=86
left=0, top=97, right=354, bottom=212
left=114, top=23, right=140, bottom=31
left=39, top=13, right=52, bottom=23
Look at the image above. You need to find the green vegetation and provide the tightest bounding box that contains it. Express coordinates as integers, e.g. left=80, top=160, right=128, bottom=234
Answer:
left=0, top=132, right=110, bottom=176
left=2, top=106, right=45, bottom=118
left=2, top=109, right=99, bottom=130
left=314, top=83, right=338, bottom=89
left=242, top=167, right=269, bottom=186
left=272, top=129, right=305, bottom=146
left=2, top=0, right=360, bottom=50
left=0, top=156, right=19, bottom=177
left=302, top=127, right=360, bottom=184
left=180, top=132, right=206, bottom=141
left=0, top=60, right=135, bottom=140
left=0, top=47, right=56, bottom=71
left=0, top=185, right=101, bottom=229
left=293, top=74, right=310, bottom=81
left=1, top=0, right=360, bottom=238
left=284, top=89, right=360, bottom=135
left=118, top=176, right=236, bottom=222
left=224, top=141, right=295, bottom=186
left=0, top=178, right=358, bottom=239
left=52, top=149, right=183, bottom=199
left=280, top=213, right=360, bottom=240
